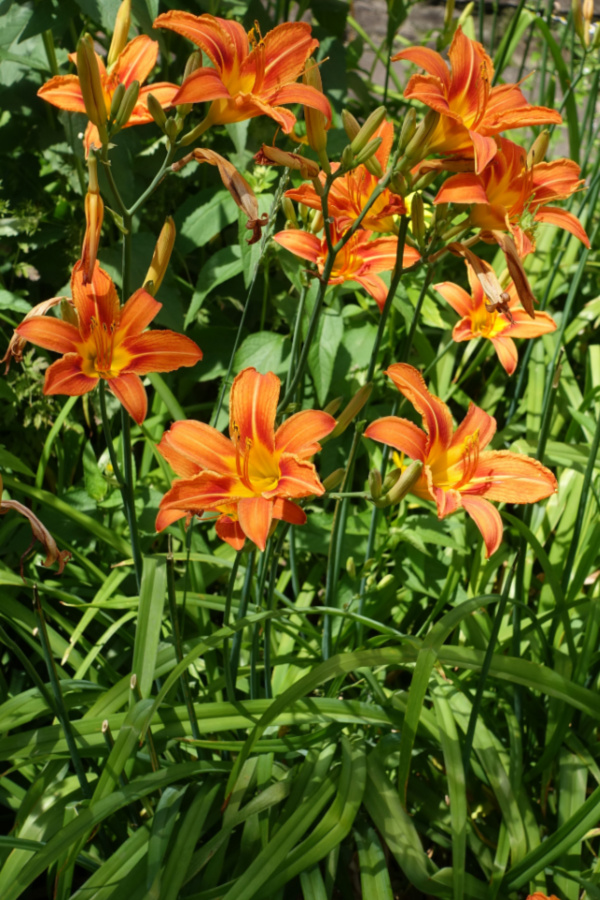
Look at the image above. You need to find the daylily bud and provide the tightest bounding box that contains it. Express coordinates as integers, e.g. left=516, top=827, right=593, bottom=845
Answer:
left=258, top=144, right=321, bottom=178
left=331, top=383, right=373, bottom=438
left=107, top=0, right=131, bottom=69
left=114, top=80, right=139, bottom=129
left=77, top=34, right=108, bottom=136
left=346, top=556, right=356, bottom=578
left=60, top=299, right=78, bottom=327
left=322, top=468, right=346, bottom=492
left=350, top=106, right=386, bottom=155
left=583, top=0, right=594, bottom=41
left=177, top=51, right=202, bottom=117
left=341, top=144, right=355, bottom=171
left=323, top=396, right=343, bottom=416
left=310, top=211, right=324, bottom=234
left=82, top=154, right=103, bottom=281
left=281, top=197, right=299, bottom=228
left=527, top=130, right=549, bottom=168
left=390, top=170, right=408, bottom=196
left=444, top=0, right=456, bottom=31
left=573, top=0, right=586, bottom=42
left=341, top=109, right=360, bottom=142
left=403, top=109, right=441, bottom=162
left=303, top=59, right=330, bottom=173
left=147, top=92, right=168, bottom=132
left=375, top=461, right=422, bottom=508
left=369, top=469, right=383, bottom=500
left=109, top=83, right=126, bottom=122
left=410, top=192, right=426, bottom=249
left=398, top=108, right=417, bottom=153
left=144, top=216, right=176, bottom=296
left=165, top=117, right=181, bottom=141
left=411, top=169, right=438, bottom=192
left=353, top=137, right=383, bottom=168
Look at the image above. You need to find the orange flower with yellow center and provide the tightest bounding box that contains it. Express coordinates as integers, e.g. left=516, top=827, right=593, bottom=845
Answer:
left=38, top=35, right=180, bottom=155
left=393, top=26, right=561, bottom=173
left=434, top=138, right=590, bottom=252
left=156, top=367, right=336, bottom=551
left=365, top=364, right=557, bottom=557
left=16, top=263, right=202, bottom=425
left=435, top=260, right=557, bottom=374
left=273, top=225, right=420, bottom=311
left=284, top=119, right=406, bottom=233
left=153, top=12, right=331, bottom=134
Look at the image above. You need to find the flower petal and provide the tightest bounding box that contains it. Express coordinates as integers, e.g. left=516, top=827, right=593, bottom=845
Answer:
left=71, top=263, right=120, bottom=339
left=385, top=364, right=454, bottom=454
left=451, top=403, right=496, bottom=451
left=468, top=450, right=557, bottom=503
left=508, top=309, right=557, bottom=338
left=229, top=367, right=280, bottom=452
left=237, top=496, right=273, bottom=551
left=121, top=330, right=203, bottom=375
left=273, top=229, right=321, bottom=263
left=215, top=514, right=246, bottom=550
left=113, top=35, right=158, bottom=88
left=264, top=455, right=324, bottom=499
left=275, top=409, right=336, bottom=457
left=172, top=67, right=233, bottom=106
left=158, top=420, right=236, bottom=477
left=434, top=280, right=474, bottom=317
left=153, top=11, right=248, bottom=75
left=355, top=274, right=389, bottom=310
left=37, top=75, right=86, bottom=113
left=155, top=505, right=188, bottom=532
left=16, top=316, right=80, bottom=355
left=364, top=416, right=428, bottom=462
left=272, top=497, right=307, bottom=525
left=461, top=495, right=503, bottom=557
left=469, top=130, right=498, bottom=174
left=108, top=373, right=147, bottom=425
left=261, top=21, right=319, bottom=91
left=534, top=207, right=590, bottom=248
left=44, top=354, right=96, bottom=396
left=159, top=472, right=242, bottom=514
left=268, top=83, right=332, bottom=123
left=131, top=83, right=181, bottom=123
left=119, top=288, right=161, bottom=335
left=490, top=336, right=518, bottom=375
left=392, top=46, right=451, bottom=87
left=434, top=173, right=489, bottom=205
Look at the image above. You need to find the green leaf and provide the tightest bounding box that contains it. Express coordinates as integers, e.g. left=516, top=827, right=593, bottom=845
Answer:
left=132, top=556, right=167, bottom=699
left=308, top=310, right=344, bottom=406
left=82, top=441, right=107, bottom=502
left=0, top=446, right=35, bottom=478
left=175, top=189, right=239, bottom=253
left=185, top=246, right=243, bottom=328
left=234, top=331, right=290, bottom=377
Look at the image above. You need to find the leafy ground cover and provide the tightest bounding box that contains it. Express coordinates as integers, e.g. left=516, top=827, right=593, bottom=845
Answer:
left=0, top=0, right=599, bottom=898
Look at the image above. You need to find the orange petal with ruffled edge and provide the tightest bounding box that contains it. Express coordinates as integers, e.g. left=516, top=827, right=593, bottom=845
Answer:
left=451, top=404, right=496, bottom=451
left=172, top=67, right=234, bottom=106
left=272, top=497, right=307, bottom=525
left=508, top=309, right=557, bottom=338
left=113, top=35, right=158, bottom=88
left=364, top=416, right=428, bottom=462
left=108, top=373, right=147, bottom=425
left=237, top=496, right=273, bottom=551
left=434, top=173, right=489, bottom=206
left=275, top=409, right=336, bottom=458
left=119, top=288, right=161, bottom=336
left=121, top=330, right=202, bottom=374
left=268, top=83, right=332, bottom=123
left=229, top=367, right=280, bottom=453
left=391, top=46, right=451, bottom=87
left=434, top=281, right=473, bottom=317
left=534, top=207, right=590, bottom=248
left=461, top=495, right=503, bottom=557
left=468, top=450, right=557, bottom=503
left=385, top=364, right=454, bottom=455
left=158, top=420, right=236, bottom=477
left=469, top=131, right=498, bottom=175
left=264, top=455, right=324, bottom=499
left=215, top=514, right=246, bottom=550
left=273, top=230, right=321, bottom=263
left=37, top=75, right=86, bottom=113
left=154, top=11, right=248, bottom=75
left=44, top=354, right=97, bottom=396
left=261, top=21, right=318, bottom=91
left=16, top=317, right=80, bottom=355
left=71, top=263, right=120, bottom=338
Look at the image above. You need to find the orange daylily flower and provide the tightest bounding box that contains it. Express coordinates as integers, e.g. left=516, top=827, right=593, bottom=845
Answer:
left=154, top=12, right=332, bottom=134
left=527, top=895, right=560, bottom=900
left=435, top=260, right=557, bottom=374
left=284, top=118, right=406, bottom=233
left=365, top=363, right=557, bottom=557
left=16, top=263, right=202, bottom=425
left=273, top=225, right=420, bottom=311
left=434, top=138, right=590, bottom=251
left=393, top=26, right=561, bottom=173
left=38, top=35, right=179, bottom=154
left=156, top=367, right=336, bottom=551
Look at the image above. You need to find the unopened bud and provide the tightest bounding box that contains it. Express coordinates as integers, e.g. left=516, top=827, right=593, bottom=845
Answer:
left=353, top=137, right=382, bottom=168
left=341, top=144, right=355, bottom=171
left=82, top=154, right=103, bottom=280
left=375, top=460, right=422, bottom=507
left=390, top=170, right=408, bottom=196
left=411, top=169, right=438, bottom=192
left=410, top=192, right=426, bottom=248
left=107, top=0, right=131, bottom=69
left=77, top=34, right=108, bottom=135
left=310, top=210, right=324, bottom=234
left=109, top=83, right=126, bottom=122
left=331, top=383, right=373, bottom=438
left=281, top=197, right=299, bottom=228
left=350, top=106, right=386, bottom=155
left=114, top=80, right=139, bottom=129
left=147, top=92, right=168, bottom=131
left=61, top=299, right=78, bottom=327
left=369, top=469, right=383, bottom=500
left=398, top=108, right=417, bottom=153
left=527, top=130, right=549, bottom=168
left=165, top=117, right=180, bottom=141
left=572, top=0, right=586, bottom=42
left=182, top=50, right=202, bottom=82
left=444, top=0, right=456, bottom=30
left=341, top=109, right=360, bottom=142
left=303, top=59, right=330, bottom=172
left=144, top=216, right=176, bottom=296
left=323, top=396, right=343, bottom=416
left=346, top=556, right=356, bottom=578
left=259, top=144, right=320, bottom=178
left=404, top=109, right=441, bottom=162
left=322, top=468, right=345, bottom=492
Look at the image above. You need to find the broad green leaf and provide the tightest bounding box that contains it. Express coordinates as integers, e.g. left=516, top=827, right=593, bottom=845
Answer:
left=308, top=310, right=344, bottom=406
left=185, top=246, right=243, bottom=328
left=132, top=556, right=167, bottom=699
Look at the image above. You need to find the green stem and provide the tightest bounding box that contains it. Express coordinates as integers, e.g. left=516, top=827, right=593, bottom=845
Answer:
left=222, top=550, right=243, bottom=703
left=365, top=216, right=409, bottom=384
left=166, top=540, right=200, bottom=741
left=129, top=144, right=177, bottom=217
left=98, top=381, right=124, bottom=486
left=230, top=550, right=256, bottom=684
left=120, top=406, right=143, bottom=591
left=278, top=275, right=328, bottom=413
